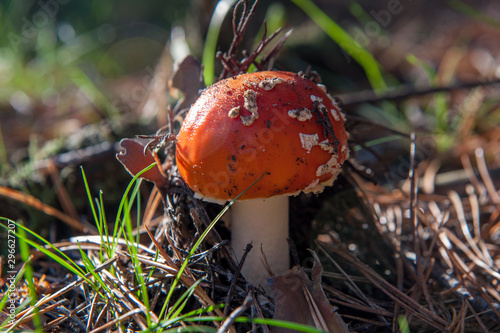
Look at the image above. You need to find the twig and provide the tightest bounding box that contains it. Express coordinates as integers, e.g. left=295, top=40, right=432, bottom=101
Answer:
left=409, top=132, right=435, bottom=313
left=218, top=0, right=259, bottom=79
left=85, top=293, right=101, bottom=332
left=316, top=241, right=388, bottom=325
left=339, top=78, right=500, bottom=106
left=93, top=298, right=110, bottom=333
left=345, top=114, right=410, bottom=138
left=223, top=243, right=252, bottom=317
left=318, top=240, right=448, bottom=329
left=443, top=229, right=500, bottom=280
left=393, top=205, right=404, bottom=333
left=88, top=309, right=143, bottom=333
left=5, top=257, right=117, bottom=330
left=465, top=300, right=490, bottom=333
left=460, top=154, right=488, bottom=200
left=475, top=147, right=500, bottom=204
left=53, top=302, right=89, bottom=332
left=32, top=142, right=115, bottom=175
left=323, top=284, right=392, bottom=317
left=191, top=198, right=239, bottom=272
left=131, top=254, right=227, bottom=319
left=190, top=240, right=230, bottom=262
left=228, top=0, right=257, bottom=57
left=101, top=268, right=158, bottom=326
left=216, top=0, right=291, bottom=79
left=250, top=289, right=270, bottom=333
left=449, top=191, right=493, bottom=265
left=47, top=160, right=79, bottom=221
left=0, top=186, right=95, bottom=234
left=259, top=28, right=293, bottom=69
left=23, top=300, right=68, bottom=331
left=218, top=294, right=252, bottom=333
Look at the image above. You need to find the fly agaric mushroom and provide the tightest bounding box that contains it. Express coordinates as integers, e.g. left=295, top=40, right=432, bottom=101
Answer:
left=176, top=71, right=349, bottom=288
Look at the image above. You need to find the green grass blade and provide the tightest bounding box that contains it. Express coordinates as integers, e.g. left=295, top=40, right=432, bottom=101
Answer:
left=17, top=225, right=42, bottom=332
left=349, top=3, right=376, bottom=26
left=0, top=297, right=32, bottom=332
left=0, top=219, right=86, bottom=278
left=398, top=315, right=411, bottom=333
left=0, top=125, right=8, bottom=177
left=96, top=190, right=111, bottom=260
left=180, top=315, right=328, bottom=332
left=119, top=192, right=152, bottom=325
left=68, top=67, right=119, bottom=119
left=81, top=167, right=100, bottom=227
left=76, top=244, right=111, bottom=294
left=291, top=0, right=387, bottom=92
left=0, top=262, right=28, bottom=329
left=111, top=162, right=156, bottom=253
left=142, top=304, right=224, bottom=332
left=202, top=0, right=238, bottom=86
left=135, top=186, right=141, bottom=246
left=447, top=0, right=500, bottom=29
left=160, top=326, right=218, bottom=333
left=167, top=279, right=203, bottom=319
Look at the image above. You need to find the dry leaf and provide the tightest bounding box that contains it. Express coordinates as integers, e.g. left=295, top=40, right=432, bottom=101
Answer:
left=116, top=138, right=167, bottom=187
left=270, top=252, right=349, bottom=333
left=169, top=55, right=203, bottom=114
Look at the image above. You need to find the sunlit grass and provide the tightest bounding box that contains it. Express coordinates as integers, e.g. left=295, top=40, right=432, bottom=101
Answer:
left=446, top=0, right=500, bottom=29
left=291, top=0, right=388, bottom=92
left=202, top=0, right=238, bottom=86
left=0, top=164, right=158, bottom=330
left=406, top=53, right=454, bottom=151
left=398, top=315, right=411, bottom=333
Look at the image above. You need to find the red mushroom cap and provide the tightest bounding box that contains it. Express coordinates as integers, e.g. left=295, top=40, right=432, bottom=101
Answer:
left=176, top=71, right=349, bottom=201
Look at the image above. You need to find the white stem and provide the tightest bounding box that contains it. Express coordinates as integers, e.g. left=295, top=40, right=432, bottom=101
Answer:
left=230, top=195, right=290, bottom=288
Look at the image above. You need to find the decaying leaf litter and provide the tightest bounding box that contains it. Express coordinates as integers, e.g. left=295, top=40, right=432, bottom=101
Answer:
left=1, top=0, right=500, bottom=331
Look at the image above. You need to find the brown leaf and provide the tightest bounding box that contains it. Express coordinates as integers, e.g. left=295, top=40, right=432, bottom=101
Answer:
left=169, top=55, right=203, bottom=114
left=270, top=253, right=349, bottom=333
left=116, top=138, right=167, bottom=187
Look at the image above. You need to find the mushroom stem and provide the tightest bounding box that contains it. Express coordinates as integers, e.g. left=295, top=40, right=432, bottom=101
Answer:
left=230, top=195, right=290, bottom=288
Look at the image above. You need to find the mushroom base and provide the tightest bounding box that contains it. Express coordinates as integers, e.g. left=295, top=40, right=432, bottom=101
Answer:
left=230, top=195, right=290, bottom=289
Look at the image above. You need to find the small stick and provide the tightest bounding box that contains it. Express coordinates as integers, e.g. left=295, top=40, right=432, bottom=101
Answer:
left=250, top=289, right=270, bottom=333
left=476, top=147, right=500, bottom=204
left=409, top=133, right=435, bottom=313
left=223, top=243, right=252, bottom=317
left=339, top=78, right=500, bottom=106
left=317, top=241, right=388, bottom=325
left=465, top=300, right=490, bottom=333
left=218, top=294, right=252, bottom=333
